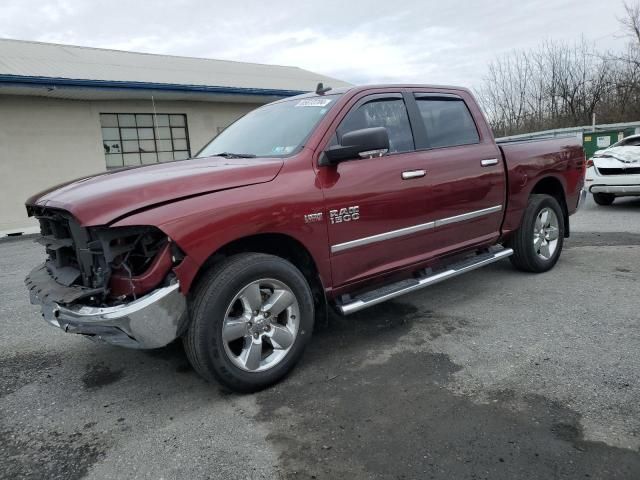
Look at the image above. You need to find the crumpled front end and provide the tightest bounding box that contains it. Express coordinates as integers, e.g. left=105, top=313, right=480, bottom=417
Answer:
left=593, top=146, right=640, bottom=165
left=24, top=205, right=188, bottom=348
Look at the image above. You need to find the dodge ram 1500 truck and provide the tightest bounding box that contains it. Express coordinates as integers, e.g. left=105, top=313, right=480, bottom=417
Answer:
left=25, top=84, right=586, bottom=392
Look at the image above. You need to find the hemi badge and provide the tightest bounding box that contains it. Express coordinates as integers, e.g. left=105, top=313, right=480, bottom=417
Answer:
left=304, top=213, right=323, bottom=223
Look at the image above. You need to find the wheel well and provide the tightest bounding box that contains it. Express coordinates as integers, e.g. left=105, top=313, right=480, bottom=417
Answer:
left=192, top=233, right=328, bottom=323
left=531, top=177, right=570, bottom=237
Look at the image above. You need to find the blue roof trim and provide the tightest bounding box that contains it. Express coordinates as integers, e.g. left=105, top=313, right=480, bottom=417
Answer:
left=0, top=74, right=307, bottom=97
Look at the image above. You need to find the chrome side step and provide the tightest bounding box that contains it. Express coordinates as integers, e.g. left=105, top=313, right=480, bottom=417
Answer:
left=337, top=247, right=513, bottom=315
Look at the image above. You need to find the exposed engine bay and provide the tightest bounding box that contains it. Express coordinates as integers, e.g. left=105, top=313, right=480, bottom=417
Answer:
left=25, top=206, right=183, bottom=307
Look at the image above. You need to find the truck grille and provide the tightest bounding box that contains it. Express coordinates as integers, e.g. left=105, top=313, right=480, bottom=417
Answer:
left=598, top=167, right=640, bottom=175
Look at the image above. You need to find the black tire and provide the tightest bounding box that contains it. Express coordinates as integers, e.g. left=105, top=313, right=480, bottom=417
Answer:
left=183, top=253, right=314, bottom=392
left=592, top=193, right=615, bottom=206
left=508, top=194, right=565, bottom=273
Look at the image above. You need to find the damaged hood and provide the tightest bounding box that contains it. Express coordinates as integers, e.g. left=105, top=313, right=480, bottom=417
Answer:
left=593, top=146, right=640, bottom=164
left=27, top=156, right=284, bottom=225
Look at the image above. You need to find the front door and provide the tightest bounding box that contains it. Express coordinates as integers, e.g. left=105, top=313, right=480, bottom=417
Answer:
left=317, top=93, right=433, bottom=287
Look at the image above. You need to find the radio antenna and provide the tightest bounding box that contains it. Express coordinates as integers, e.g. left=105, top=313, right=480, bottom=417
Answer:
left=315, top=82, right=332, bottom=95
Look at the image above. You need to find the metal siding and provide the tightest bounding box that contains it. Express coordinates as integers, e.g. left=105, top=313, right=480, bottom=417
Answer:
left=0, top=38, right=351, bottom=94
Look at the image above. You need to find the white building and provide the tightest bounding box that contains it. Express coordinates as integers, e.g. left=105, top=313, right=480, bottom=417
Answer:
left=0, top=38, right=349, bottom=236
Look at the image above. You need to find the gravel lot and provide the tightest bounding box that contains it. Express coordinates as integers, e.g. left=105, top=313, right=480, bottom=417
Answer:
left=1, top=195, right=639, bottom=480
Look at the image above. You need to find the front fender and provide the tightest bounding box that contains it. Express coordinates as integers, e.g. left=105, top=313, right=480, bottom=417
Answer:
left=111, top=162, right=331, bottom=294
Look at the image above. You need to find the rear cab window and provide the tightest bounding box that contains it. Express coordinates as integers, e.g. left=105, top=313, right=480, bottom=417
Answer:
left=414, top=94, right=480, bottom=149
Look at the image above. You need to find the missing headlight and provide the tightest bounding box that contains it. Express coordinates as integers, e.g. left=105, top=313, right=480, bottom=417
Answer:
left=88, top=226, right=173, bottom=301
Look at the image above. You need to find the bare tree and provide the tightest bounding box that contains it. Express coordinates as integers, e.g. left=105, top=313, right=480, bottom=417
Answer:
left=476, top=1, right=640, bottom=136
left=620, top=1, right=640, bottom=46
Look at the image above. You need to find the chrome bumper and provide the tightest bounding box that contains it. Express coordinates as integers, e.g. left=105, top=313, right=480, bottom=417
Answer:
left=29, top=282, right=187, bottom=349
left=590, top=185, right=640, bottom=195
left=577, top=188, right=587, bottom=210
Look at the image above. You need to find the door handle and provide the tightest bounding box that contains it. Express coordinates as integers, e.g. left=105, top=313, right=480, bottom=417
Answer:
left=481, top=158, right=499, bottom=167
left=402, top=169, right=426, bottom=180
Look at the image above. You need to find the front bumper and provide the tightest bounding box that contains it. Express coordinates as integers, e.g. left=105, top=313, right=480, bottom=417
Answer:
left=589, top=185, right=640, bottom=195
left=585, top=165, right=640, bottom=197
left=27, top=266, right=187, bottom=349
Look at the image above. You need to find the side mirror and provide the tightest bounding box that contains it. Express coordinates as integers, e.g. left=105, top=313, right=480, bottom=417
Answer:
left=320, top=127, right=390, bottom=166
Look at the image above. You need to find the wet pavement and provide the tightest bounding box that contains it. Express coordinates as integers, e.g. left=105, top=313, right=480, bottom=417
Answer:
left=1, top=195, right=639, bottom=479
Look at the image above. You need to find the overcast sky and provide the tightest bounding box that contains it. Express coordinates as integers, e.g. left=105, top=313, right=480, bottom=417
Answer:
left=0, top=0, right=630, bottom=88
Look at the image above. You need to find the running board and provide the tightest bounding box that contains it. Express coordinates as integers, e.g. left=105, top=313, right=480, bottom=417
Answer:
left=337, top=247, right=513, bottom=315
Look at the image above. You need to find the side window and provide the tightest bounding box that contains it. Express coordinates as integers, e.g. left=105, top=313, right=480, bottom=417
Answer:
left=415, top=98, right=479, bottom=149
left=337, top=98, right=414, bottom=154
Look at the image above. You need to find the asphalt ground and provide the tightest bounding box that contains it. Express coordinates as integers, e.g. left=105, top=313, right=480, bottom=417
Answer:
left=1, top=194, right=639, bottom=479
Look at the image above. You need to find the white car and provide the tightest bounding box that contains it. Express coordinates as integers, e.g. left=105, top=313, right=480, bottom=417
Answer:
left=585, top=134, right=640, bottom=205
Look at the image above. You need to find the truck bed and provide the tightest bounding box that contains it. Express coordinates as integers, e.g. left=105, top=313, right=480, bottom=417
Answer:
left=498, top=136, right=585, bottom=237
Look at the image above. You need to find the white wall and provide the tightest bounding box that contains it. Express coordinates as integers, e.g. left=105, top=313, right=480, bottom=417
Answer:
left=0, top=95, right=262, bottom=234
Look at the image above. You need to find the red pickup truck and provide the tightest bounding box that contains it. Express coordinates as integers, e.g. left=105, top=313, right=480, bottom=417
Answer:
left=25, top=84, right=586, bottom=392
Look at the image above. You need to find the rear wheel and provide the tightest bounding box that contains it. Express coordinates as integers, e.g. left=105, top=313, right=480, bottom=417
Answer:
left=592, top=192, right=615, bottom=206
left=183, top=253, right=314, bottom=392
left=509, top=194, right=565, bottom=273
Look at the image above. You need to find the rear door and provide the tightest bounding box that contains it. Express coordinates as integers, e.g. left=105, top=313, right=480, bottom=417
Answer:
left=317, top=92, right=433, bottom=287
left=407, top=90, right=506, bottom=257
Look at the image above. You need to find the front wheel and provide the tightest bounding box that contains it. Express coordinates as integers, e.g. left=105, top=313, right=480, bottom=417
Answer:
left=508, top=194, right=565, bottom=273
left=183, top=253, right=314, bottom=392
left=592, top=192, right=615, bottom=206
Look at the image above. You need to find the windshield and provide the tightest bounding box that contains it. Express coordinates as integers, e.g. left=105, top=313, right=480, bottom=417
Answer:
left=612, top=136, right=640, bottom=148
left=197, top=94, right=341, bottom=158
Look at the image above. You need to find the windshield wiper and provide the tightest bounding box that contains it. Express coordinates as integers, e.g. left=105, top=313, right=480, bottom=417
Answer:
left=212, top=152, right=257, bottom=159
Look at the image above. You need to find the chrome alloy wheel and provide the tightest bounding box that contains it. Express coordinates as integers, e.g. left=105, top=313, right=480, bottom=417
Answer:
left=533, top=207, right=560, bottom=260
left=222, top=279, right=300, bottom=372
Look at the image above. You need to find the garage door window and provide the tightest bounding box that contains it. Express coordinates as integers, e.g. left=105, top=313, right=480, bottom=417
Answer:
left=100, top=113, right=191, bottom=169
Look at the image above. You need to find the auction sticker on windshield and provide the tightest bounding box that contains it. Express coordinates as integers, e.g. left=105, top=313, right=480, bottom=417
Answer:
left=296, top=98, right=332, bottom=107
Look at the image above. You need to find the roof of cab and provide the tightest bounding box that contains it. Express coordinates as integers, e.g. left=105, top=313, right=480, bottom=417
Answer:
left=272, top=84, right=472, bottom=104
